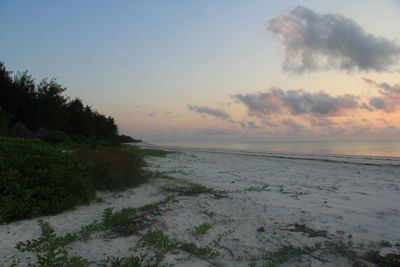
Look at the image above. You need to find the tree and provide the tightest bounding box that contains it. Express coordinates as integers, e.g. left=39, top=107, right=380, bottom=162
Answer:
left=0, top=62, right=120, bottom=142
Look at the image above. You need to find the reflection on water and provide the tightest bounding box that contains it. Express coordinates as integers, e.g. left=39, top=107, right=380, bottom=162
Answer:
left=154, top=140, right=400, bottom=158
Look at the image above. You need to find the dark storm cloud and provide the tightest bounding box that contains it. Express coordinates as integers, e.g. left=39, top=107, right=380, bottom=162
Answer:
left=232, top=88, right=359, bottom=117
left=267, top=6, right=400, bottom=73
left=188, top=105, right=232, bottom=121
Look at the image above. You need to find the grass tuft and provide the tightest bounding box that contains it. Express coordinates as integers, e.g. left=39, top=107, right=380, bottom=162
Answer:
left=194, top=223, right=214, bottom=238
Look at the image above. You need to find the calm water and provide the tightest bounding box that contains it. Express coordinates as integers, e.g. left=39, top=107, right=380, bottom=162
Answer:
left=153, top=140, right=400, bottom=158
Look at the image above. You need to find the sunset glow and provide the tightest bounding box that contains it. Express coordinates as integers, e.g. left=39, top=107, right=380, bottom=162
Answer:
left=1, top=0, right=399, bottom=142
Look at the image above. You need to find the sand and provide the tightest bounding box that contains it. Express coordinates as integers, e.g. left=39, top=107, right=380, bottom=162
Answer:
left=1, top=145, right=399, bottom=266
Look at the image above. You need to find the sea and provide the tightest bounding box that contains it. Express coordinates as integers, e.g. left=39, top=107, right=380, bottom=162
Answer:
left=151, top=140, right=400, bottom=158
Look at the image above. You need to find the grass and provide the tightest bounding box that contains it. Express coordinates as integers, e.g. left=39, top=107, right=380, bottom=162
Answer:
left=122, top=145, right=172, bottom=158
left=194, top=223, right=214, bottom=238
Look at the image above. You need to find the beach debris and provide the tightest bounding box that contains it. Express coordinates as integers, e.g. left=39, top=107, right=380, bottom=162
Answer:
left=278, top=187, right=309, bottom=197
left=257, top=227, right=265, bottom=232
left=284, top=223, right=327, bottom=237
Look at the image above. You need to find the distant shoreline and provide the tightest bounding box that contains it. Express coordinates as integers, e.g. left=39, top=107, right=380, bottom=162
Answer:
left=138, top=142, right=400, bottom=165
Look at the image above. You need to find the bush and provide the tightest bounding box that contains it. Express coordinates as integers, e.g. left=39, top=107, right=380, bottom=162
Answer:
left=73, top=148, right=147, bottom=191
left=45, top=130, right=70, bottom=144
left=0, top=137, right=95, bottom=223
left=0, top=109, right=8, bottom=136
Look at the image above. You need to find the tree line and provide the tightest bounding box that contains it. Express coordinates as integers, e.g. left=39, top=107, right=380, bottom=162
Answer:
left=0, top=62, right=135, bottom=143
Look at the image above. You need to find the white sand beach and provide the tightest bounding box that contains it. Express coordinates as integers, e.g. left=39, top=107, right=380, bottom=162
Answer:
left=1, top=145, right=400, bottom=266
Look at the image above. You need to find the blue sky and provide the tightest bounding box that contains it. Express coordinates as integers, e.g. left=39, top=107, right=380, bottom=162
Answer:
left=1, top=1, right=400, bottom=142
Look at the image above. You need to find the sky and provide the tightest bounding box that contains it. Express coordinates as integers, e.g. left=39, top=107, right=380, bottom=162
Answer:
left=1, top=0, right=400, bottom=142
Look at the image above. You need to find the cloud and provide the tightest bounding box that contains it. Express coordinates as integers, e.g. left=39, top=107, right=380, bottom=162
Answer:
left=195, top=127, right=231, bottom=135
left=188, top=105, right=232, bottom=120
left=147, top=110, right=177, bottom=118
left=362, top=78, right=400, bottom=112
left=232, top=88, right=359, bottom=117
left=280, top=118, right=305, bottom=131
left=309, top=117, right=334, bottom=127
left=262, top=120, right=279, bottom=128
left=267, top=6, right=400, bottom=73
left=239, top=120, right=262, bottom=130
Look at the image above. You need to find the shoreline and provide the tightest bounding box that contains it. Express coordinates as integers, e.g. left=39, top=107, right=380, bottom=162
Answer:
left=139, top=142, right=400, bottom=166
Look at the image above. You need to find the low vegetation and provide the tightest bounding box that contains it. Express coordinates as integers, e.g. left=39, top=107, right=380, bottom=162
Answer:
left=0, top=137, right=96, bottom=223
left=178, top=242, right=220, bottom=258
left=10, top=193, right=399, bottom=267
left=15, top=219, right=90, bottom=267
left=122, top=145, right=172, bottom=158
left=138, top=229, right=177, bottom=265
left=363, top=249, right=400, bottom=267
left=194, top=223, right=214, bottom=238
left=73, top=148, right=147, bottom=191
left=106, top=254, right=146, bottom=267
left=0, top=62, right=158, bottom=224
left=0, top=136, right=171, bottom=224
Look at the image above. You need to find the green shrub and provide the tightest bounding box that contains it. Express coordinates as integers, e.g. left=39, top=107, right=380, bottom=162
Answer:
left=0, top=137, right=95, bottom=223
left=73, top=148, right=147, bottom=191
left=15, top=219, right=90, bottom=266
left=0, top=109, right=8, bottom=136
left=45, top=130, right=70, bottom=144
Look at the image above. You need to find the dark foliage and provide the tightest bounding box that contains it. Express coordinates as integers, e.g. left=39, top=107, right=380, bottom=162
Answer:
left=0, top=137, right=96, bottom=223
left=117, top=134, right=142, bottom=143
left=0, top=108, right=9, bottom=136
left=0, top=62, right=119, bottom=143
left=73, top=148, right=148, bottom=191
left=45, top=130, right=71, bottom=145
